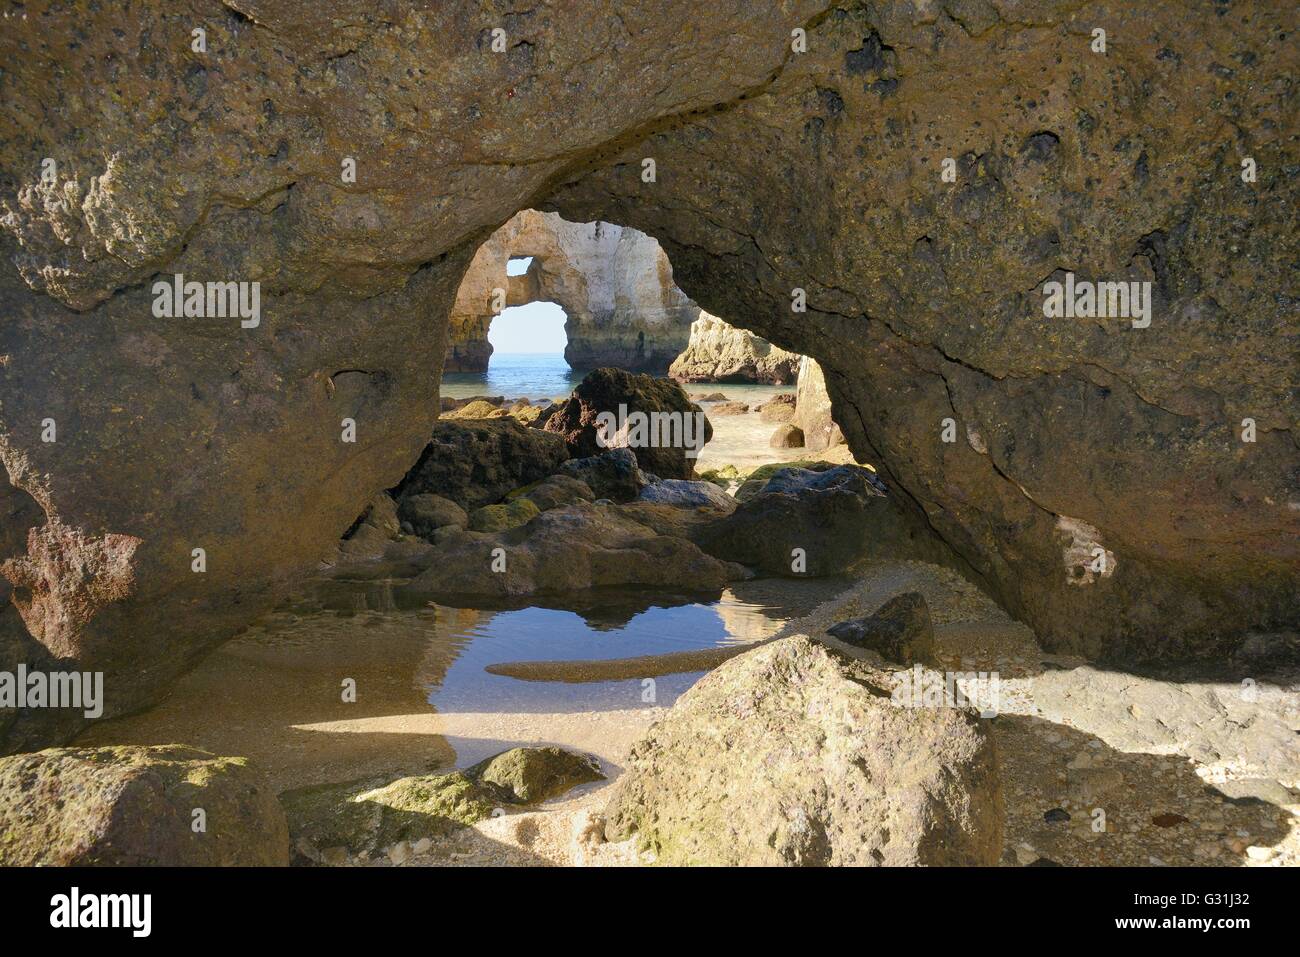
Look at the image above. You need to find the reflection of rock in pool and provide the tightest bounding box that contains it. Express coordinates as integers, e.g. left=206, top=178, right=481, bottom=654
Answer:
left=73, top=577, right=846, bottom=788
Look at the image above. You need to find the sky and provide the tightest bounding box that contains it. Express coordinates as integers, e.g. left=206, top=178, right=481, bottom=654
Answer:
left=488, top=300, right=569, bottom=354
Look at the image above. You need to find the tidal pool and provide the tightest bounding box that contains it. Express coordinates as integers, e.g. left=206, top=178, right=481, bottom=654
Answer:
left=76, top=577, right=847, bottom=790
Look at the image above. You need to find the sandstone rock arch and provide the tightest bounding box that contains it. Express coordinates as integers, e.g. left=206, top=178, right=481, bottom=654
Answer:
left=446, top=209, right=696, bottom=374
left=0, top=1, right=1296, bottom=751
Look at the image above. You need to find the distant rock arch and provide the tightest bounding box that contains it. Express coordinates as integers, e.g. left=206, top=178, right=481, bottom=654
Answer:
left=446, top=210, right=696, bottom=374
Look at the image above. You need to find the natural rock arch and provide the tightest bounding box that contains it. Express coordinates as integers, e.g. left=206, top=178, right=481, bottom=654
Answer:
left=0, top=1, right=1295, bottom=751
left=446, top=209, right=696, bottom=374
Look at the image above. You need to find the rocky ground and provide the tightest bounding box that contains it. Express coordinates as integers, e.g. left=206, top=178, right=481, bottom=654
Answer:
left=13, top=364, right=1290, bottom=868
left=369, top=559, right=1298, bottom=868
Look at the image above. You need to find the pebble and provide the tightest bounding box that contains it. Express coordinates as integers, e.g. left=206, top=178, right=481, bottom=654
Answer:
left=387, top=841, right=412, bottom=865
left=1044, top=808, right=1071, bottom=824
left=1014, top=843, right=1038, bottom=865
left=412, top=837, right=433, bottom=855
left=1246, top=845, right=1274, bottom=862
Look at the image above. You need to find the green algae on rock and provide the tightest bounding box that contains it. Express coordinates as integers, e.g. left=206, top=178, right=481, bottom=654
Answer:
left=468, top=498, right=542, bottom=533
left=468, top=747, right=604, bottom=804
left=283, top=746, right=604, bottom=861
left=0, top=745, right=289, bottom=866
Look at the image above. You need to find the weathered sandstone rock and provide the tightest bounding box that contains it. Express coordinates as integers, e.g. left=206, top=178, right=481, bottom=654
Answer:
left=708, top=400, right=750, bottom=416
left=0, top=1, right=1294, bottom=751
left=506, top=474, right=595, bottom=512
left=395, top=420, right=568, bottom=512
left=558, top=448, right=651, bottom=503
left=447, top=209, right=695, bottom=373
left=637, top=479, right=737, bottom=512
left=405, top=502, right=743, bottom=598
left=470, top=746, right=604, bottom=805
left=793, top=356, right=845, bottom=452
left=826, top=591, right=937, bottom=666
left=338, top=492, right=402, bottom=560
left=467, top=498, right=541, bottom=533
left=544, top=5, right=1299, bottom=664
left=603, top=635, right=1003, bottom=865
left=396, top=493, right=468, bottom=539
left=759, top=394, right=797, bottom=423
left=694, top=465, right=891, bottom=576
left=0, top=745, right=289, bottom=866
left=668, top=312, right=800, bottom=384
left=542, top=368, right=712, bottom=480
left=769, top=423, right=805, bottom=448
left=283, top=746, right=603, bottom=862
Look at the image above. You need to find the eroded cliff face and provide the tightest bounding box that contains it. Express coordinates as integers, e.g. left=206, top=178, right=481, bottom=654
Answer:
left=446, top=209, right=695, bottom=373
left=543, top=3, right=1300, bottom=662
left=669, top=312, right=801, bottom=384
left=0, top=1, right=1295, bottom=750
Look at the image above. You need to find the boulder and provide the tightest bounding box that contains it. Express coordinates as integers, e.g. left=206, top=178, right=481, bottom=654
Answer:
left=468, top=747, right=604, bottom=804
left=668, top=312, right=800, bottom=383
left=733, top=460, right=838, bottom=502
left=397, top=493, right=468, bottom=539
left=694, top=465, right=890, bottom=575
left=558, top=448, right=651, bottom=503
left=339, top=492, right=402, bottom=560
left=395, top=419, right=569, bottom=512
left=793, top=356, right=845, bottom=452
left=708, top=401, right=750, bottom=416
left=283, top=746, right=604, bottom=861
left=447, top=210, right=695, bottom=375
left=542, top=368, right=712, bottom=479
left=468, top=498, right=541, bottom=532
left=826, top=592, right=937, bottom=666
left=405, top=502, right=744, bottom=597
left=637, top=479, right=737, bottom=512
left=0, top=745, right=289, bottom=866
left=759, top=394, right=797, bottom=423
left=441, top=398, right=509, bottom=420
left=603, top=636, right=1003, bottom=865
left=769, top=423, right=805, bottom=448
left=507, top=402, right=542, bottom=426
left=507, top=474, right=595, bottom=512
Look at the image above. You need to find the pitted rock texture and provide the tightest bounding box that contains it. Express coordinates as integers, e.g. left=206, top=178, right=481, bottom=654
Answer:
left=542, top=368, right=712, bottom=480
left=542, top=3, right=1300, bottom=662
left=446, top=208, right=696, bottom=373
left=0, top=744, right=289, bottom=866
left=668, top=312, right=801, bottom=384
left=603, top=635, right=1004, bottom=866
left=0, top=1, right=1296, bottom=750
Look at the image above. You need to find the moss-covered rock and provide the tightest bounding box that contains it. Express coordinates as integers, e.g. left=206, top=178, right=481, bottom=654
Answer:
left=441, top=399, right=509, bottom=420
left=282, top=747, right=604, bottom=862
left=0, top=745, right=289, bottom=866
left=468, top=497, right=541, bottom=532
left=468, top=746, right=604, bottom=803
left=734, top=460, right=838, bottom=502
left=281, top=771, right=505, bottom=860
left=506, top=474, right=595, bottom=512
